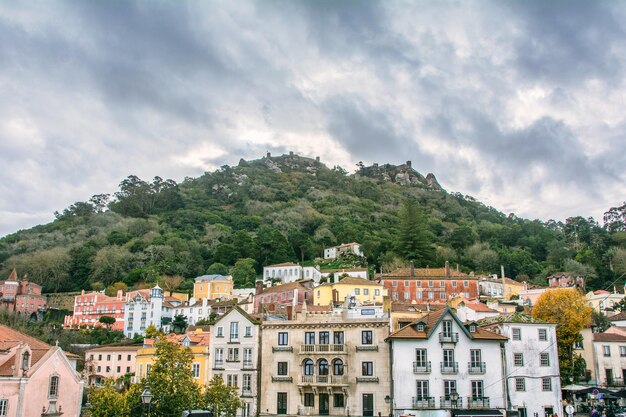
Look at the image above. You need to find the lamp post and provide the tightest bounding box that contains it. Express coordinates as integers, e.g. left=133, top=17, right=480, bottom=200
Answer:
left=141, top=387, right=153, bottom=417
left=385, top=395, right=393, bottom=417
left=450, top=390, right=459, bottom=409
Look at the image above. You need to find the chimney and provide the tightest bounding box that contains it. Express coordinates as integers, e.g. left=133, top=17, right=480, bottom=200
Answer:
left=445, top=261, right=450, bottom=277
left=410, top=261, right=415, bottom=278
left=255, top=279, right=264, bottom=295
left=406, top=160, right=412, bottom=168
left=266, top=152, right=271, bottom=158
left=117, top=289, right=124, bottom=300
left=501, top=265, right=506, bottom=297
left=333, top=289, right=338, bottom=305
left=81, top=289, right=85, bottom=295
left=202, top=298, right=208, bottom=308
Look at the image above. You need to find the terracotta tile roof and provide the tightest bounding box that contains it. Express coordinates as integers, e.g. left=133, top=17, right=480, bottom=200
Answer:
left=391, top=303, right=446, bottom=312
left=478, top=312, right=549, bottom=325
left=594, top=290, right=612, bottom=295
left=609, top=311, right=626, bottom=322
left=257, top=281, right=309, bottom=295
left=381, top=267, right=469, bottom=278
left=265, top=262, right=300, bottom=267
left=463, top=302, right=498, bottom=313
left=7, top=269, right=18, bottom=281
left=594, top=332, right=626, bottom=342
left=322, top=268, right=368, bottom=273
left=319, top=277, right=380, bottom=287
left=86, top=344, right=142, bottom=352
left=0, top=324, right=53, bottom=376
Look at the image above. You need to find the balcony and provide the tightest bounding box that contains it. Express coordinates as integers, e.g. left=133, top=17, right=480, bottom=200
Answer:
left=243, top=360, right=254, bottom=369
left=356, top=376, right=379, bottom=383
left=467, top=397, right=490, bottom=409
left=273, top=346, right=293, bottom=353
left=440, top=362, right=458, bottom=374
left=413, top=361, right=431, bottom=374
left=214, top=359, right=224, bottom=369
left=468, top=362, right=486, bottom=374
left=412, top=397, right=435, bottom=409
left=439, top=397, right=463, bottom=409
left=300, top=344, right=346, bottom=354
left=242, top=387, right=253, bottom=397
left=605, top=378, right=625, bottom=387
left=356, top=345, right=379, bottom=352
left=299, top=375, right=349, bottom=386
left=439, top=332, right=459, bottom=343
left=272, top=376, right=293, bottom=383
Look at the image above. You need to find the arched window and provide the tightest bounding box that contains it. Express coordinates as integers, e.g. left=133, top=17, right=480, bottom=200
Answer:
left=49, top=375, right=59, bottom=398
left=303, top=359, right=314, bottom=375
left=333, top=359, right=344, bottom=375
left=318, top=359, right=329, bottom=376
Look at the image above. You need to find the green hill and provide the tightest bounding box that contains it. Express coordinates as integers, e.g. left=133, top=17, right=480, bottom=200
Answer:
left=0, top=153, right=624, bottom=293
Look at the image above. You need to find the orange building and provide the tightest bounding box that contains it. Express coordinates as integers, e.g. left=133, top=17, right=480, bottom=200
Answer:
left=64, top=289, right=127, bottom=331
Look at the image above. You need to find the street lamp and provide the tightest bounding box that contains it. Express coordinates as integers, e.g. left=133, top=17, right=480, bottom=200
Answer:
left=385, top=395, right=393, bottom=417
left=141, top=388, right=153, bottom=417
left=450, top=390, right=459, bottom=409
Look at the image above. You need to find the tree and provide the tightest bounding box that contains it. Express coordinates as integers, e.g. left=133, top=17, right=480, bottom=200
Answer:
left=99, top=316, right=116, bottom=329
left=208, top=263, right=229, bottom=275
left=592, top=310, right=612, bottom=333
left=532, top=289, right=592, bottom=381
left=160, top=275, right=183, bottom=295
left=88, top=379, right=129, bottom=417
left=144, top=323, right=163, bottom=339
left=105, top=281, right=128, bottom=297
left=395, top=199, right=435, bottom=267
left=171, top=314, right=188, bottom=334
left=201, top=375, right=243, bottom=417
left=231, top=258, right=257, bottom=288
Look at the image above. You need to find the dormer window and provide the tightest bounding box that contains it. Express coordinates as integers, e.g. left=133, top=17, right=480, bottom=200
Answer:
left=182, top=337, right=190, bottom=347
left=416, top=324, right=425, bottom=332
left=469, top=324, right=477, bottom=333
left=21, top=351, right=30, bottom=372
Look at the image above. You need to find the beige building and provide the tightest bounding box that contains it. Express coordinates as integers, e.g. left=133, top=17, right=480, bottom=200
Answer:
left=259, top=304, right=390, bottom=417
left=586, top=289, right=625, bottom=313
left=313, top=277, right=386, bottom=307
left=85, top=345, right=141, bottom=386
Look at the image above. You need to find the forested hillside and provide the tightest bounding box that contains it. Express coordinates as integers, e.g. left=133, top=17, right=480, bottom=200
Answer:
left=1, top=153, right=625, bottom=293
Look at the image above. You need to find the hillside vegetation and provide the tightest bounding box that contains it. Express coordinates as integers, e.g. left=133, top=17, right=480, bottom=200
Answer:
left=1, top=153, right=625, bottom=293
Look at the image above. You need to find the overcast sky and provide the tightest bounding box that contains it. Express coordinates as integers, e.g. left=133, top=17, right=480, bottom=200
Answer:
left=1, top=1, right=625, bottom=237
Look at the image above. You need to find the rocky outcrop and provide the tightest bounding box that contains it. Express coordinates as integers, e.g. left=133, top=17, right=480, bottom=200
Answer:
left=425, top=173, right=442, bottom=190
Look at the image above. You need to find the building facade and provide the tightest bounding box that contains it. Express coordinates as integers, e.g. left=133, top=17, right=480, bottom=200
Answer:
left=253, top=281, right=313, bottom=317
left=586, top=290, right=625, bottom=313
left=477, top=275, right=526, bottom=301
left=314, top=277, right=386, bottom=307
left=210, top=307, right=260, bottom=417
left=323, top=243, right=364, bottom=260
left=0, top=324, right=84, bottom=417
left=0, top=269, right=47, bottom=316
left=379, top=263, right=479, bottom=304
left=123, top=285, right=172, bottom=338
left=194, top=275, right=235, bottom=300
left=263, top=263, right=322, bottom=284
left=590, top=328, right=626, bottom=388
left=547, top=272, right=584, bottom=289
left=64, top=289, right=127, bottom=331
left=85, top=345, right=141, bottom=386
left=388, top=307, right=507, bottom=417
left=259, top=306, right=390, bottom=417
left=480, top=313, right=562, bottom=417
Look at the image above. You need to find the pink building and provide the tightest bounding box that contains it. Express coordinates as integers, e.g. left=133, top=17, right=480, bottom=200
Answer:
left=63, top=289, right=127, bottom=331
left=0, top=324, right=84, bottom=417
left=0, top=269, right=47, bottom=317
left=253, top=280, right=313, bottom=316
left=547, top=272, right=585, bottom=289
left=85, top=345, right=141, bottom=386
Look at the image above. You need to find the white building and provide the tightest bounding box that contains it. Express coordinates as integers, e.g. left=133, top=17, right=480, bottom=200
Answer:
left=323, top=242, right=364, bottom=259
left=210, top=306, right=260, bottom=417
left=173, top=298, right=211, bottom=326
left=123, top=285, right=172, bottom=338
left=388, top=306, right=507, bottom=417
left=480, top=313, right=563, bottom=417
left=589, top=327, right=626, bottom=388
left=263, top=262, right=322, bottom=284
left=320, top=268, right=369, bottom=280
left=455, top=301, right=500, bottom=322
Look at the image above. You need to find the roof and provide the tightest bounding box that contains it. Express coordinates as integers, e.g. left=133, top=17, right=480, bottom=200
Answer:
left=319, top=277, right=380, bottom=287
left=593, top=290, right=612, bottom=295
left=609, top=311, right=626, bottom=322
left=478, top=312, right=549, bottom=325
left=0, top=324, right=53, bottom=376
left=257, top=281, right=309, bottom=295
left=144, top=331, right=211, bottom=347
left=265, top=262, right=299, bottom=268
left=195, top=274, right=231, bottom=281
left=7, top=269, right=18, bottom=281
left=86, top=344, right=142, bottom=353
left=391, top=302, right=447, bottom=313
left=461, top=302, right=498, bottom=313
left=381, top=267, right=469, bottom=278
left=594, top=332, right=626, bottom=342
left=387, top=306, right=507, bottom=341
left=213, top=305, right=260, bottom=325
left=322, top=268, right=369, bottom=273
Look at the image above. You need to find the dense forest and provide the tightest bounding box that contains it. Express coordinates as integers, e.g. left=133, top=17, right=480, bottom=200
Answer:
left=1, top=153, right=625, bottom=294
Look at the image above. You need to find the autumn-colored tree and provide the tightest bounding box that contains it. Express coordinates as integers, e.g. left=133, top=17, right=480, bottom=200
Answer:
left=144, top=323, right=163, bottom=339
left=88, top=379, right=129, bottom=417
left=532, top=288, right=592, bottom=380
left=105, top=281, right=128, bottom=297
left=160, top=274, right=183, bottom=295
left=201, top=375, right=243, bottom=417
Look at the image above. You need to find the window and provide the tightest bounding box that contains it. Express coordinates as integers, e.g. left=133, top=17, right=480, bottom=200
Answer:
left=604, top=346, right=611, bottom=357
left=404, top=292, right=410, bottom=300
left=540, top=353, right=550, bottom=366
left=0, top=399, right=7, bottom=416
left=442, top=321, right=452, bottom=337
left=49, top=375, right=59, bottom=398
left=304, top=393, right=315, bottom=407
left=334, top=331, right=345, bottom=344
left=538, top=329, right=547, bottom=341
left=452, top=281, right=457, bottom=287
left=392, top=281, right=398, bottom=287
left=440, top=292, right=446, bottom=300
left=334, top=393, right=345, bottom=408
left=217, top=327, right=223, bottom=337
left=116, top=366, right=120, bottom=373
left=362, top=361, right=373, bottom=376
left=514, top=353, right=524, bottom=367
left=355, top=288, right=360, bottom=295
left=519, top=408, right=527, bottom=417
left=443, top=349, right=455, bottom=367
left=146, top=364, right=151, bottom=375
left=278, top=332, right=288, bottom=346
left=620, top=346, right=626, bottom=357
left=106, top=366, right=111, bottom=373
left=416, top=323, right=424, bottom=331
left=243, top=374, right=251, bottom=391
left=364, top=289, right=369, bottom=295
left=117, top=354, right=121, bottom=361
left=444, top=380, right=457, bottom=397
left=416, top=349, right=428, bottom=366
left=319, top=331, right=330, bottom=345
left=515, top=378, right=525, bottom=391
left=319, top=359, right=329, bottom=376
left=192, top=363, right=200, bottom=378
left=98, top=354, right=102, bottom=361
left=416, top=380, right=429, bottom=400
left=227, top=374, right=238, bottom=387
left=244, top=348, right=253, bottom=364
left=333, top=359, right=344, bottom=375
left=375, top=289, right=380, bottom=296
left=470, top=349, right=482, bottom=367
left=228, top=348, right=239, bottom=362
left=542, top=377, right=552, bottom=391
left=512, top=328, right=521, bottom=340
left=429, top=281, right=434, bottom=287
left=230, top=322, right=239, bottom=339
left=303, top=359, right=314, bottom=375
left=440, top=281, right=445, bottom=287
left=127, top=354, right=131, bottom=361
left=471, top=380, right=484, bottom=399
left=245, top=326, right=252, bottom=337
left=305, top=332, right=315, bottom=345
left=278, top=362, right=288, bottom=375
left=362, top=330, right=373, bottom=345
left=126, top=366, right=130, bottom=373
left=215, top=348, right=224, bottom=364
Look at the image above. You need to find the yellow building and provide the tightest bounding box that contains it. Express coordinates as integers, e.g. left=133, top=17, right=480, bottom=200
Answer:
left=313, top=277, right=386, bottom=306
left=135, top=329, right=211, bottom=384
left=193, top=274, right=234, bottom=300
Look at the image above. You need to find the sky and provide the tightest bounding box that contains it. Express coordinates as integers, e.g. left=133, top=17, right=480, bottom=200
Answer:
left=1, top=1, right=626, bottom=237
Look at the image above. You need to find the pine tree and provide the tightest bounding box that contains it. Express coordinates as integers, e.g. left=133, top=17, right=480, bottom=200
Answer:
left=395, top=199, right=435, bottom=266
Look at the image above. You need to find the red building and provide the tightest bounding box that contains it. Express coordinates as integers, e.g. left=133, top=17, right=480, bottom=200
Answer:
left=253, top=280, right=313, bottom=317
left=547, top=272, right=585, bottom=289
left=0, top=269, right=46, bottom=317
left=378, top=262, right=479, bottom=303
left=63, top=289, right=127, bottom=331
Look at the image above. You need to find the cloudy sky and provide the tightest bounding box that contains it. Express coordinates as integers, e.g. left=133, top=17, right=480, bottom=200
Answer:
left=1, top=1, right=625, bottom=237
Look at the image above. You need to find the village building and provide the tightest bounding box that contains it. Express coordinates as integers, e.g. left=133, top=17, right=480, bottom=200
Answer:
left=323, top=242, right=364, bottom=260
left=253, top=281, right=313, bottom=317
left=0, top=324, right=84, bottom=417
left=263, top=263, right=322, bottom=284
left=259, top=301, right=390, bottom=417
left=320, top=268, right=369, bottom=280
left=480, top=313, right=562, bottom=417
left=84, top=344, right=141, bottom=386
left=389, top=303, right=446, bottom=332
left=123, top=285, right=175, bottom=338
left=0, top=269, right=47, bottom=317
left=477, top=273, right=526, bottom=301
left=609, top=312, right=626, bottom=327
left=586, top=289, right=625, bottom=313
left=379, top=262, right=479, bottom=304
left=387, top=307, right=508, bottom=417
left=209, top=307, right=260, bottom=417
left=547, top=272, right=585, bottom=290
left=313, top=277, right=386, bottom=307
left=453, top=299, right=500, bottom=322
left=64, top=289, right=127, bottom=331
left=587, top=327, right=626, bottom=388
left=193, top=274, right=234, bottom=300
left=173, top=298, right=211, bottom=326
